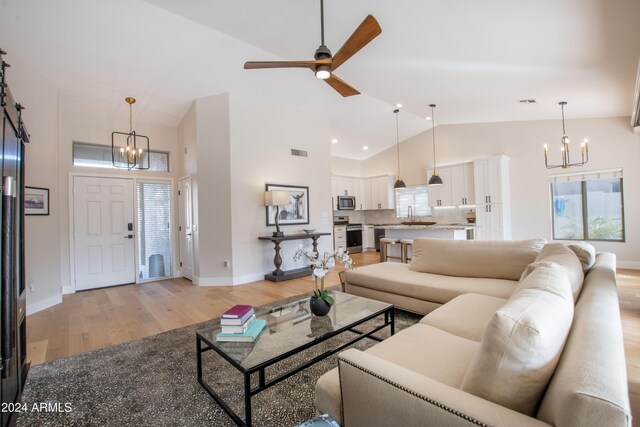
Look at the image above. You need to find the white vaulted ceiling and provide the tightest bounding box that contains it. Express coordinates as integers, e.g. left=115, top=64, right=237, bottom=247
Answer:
left=1, top=0, right=639, bottom=159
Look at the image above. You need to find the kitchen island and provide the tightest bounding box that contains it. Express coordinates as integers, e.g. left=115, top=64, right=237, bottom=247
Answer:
left=374, top=223, right=476, bottom=261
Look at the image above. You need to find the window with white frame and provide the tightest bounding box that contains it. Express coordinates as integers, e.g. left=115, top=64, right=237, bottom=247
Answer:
left=72, top=142, right=170, bottom=172
left=550, top=169, right=624, bottom=241
left=396, top=186, right=431, bottom=218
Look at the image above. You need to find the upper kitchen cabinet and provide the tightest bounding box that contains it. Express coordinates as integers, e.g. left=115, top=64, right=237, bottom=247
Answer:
left=450, top=163, right=475, bottom=206
left=473, top=156, right=509, bottom=205
left=355, top=178, right=367, bottom=211
left=426, top=167, right=452, bottom=207
left=369, top=175, right=395, bottom=210
left=335, top=176, right=356, bottom=197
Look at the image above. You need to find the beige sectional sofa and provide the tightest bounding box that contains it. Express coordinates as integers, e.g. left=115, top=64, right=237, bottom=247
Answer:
left=315, top=238, right=631, bottom=427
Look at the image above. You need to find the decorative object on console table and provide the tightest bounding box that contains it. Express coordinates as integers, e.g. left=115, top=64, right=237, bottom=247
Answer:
left=264, top=190, right=290, bottom=237
left=265, top=183, right=309, bottom=228
left=258, top=232, right=331, bottom=282
left=293, top=247, right=354, bottom=316
left=24, top=186, right=49, bottom=215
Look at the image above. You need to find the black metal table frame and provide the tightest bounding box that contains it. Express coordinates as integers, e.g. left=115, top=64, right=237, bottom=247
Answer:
left=196, top=305, right=395, bottom=427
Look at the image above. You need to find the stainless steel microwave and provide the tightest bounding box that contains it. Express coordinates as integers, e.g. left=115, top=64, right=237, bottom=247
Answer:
left=337, top=195, right=356, bottom=210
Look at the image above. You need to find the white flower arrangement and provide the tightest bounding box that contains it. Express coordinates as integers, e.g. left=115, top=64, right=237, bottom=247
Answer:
left=293, top=247, right=354, bottom=305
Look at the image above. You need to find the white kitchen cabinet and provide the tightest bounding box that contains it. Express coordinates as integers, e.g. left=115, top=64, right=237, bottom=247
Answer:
left=334, top=225, right=346, bottom=251
left=450, top=163, right=475, bottom=206
left=369, top=175, right=395, bottom=209
left=355, top=178, right=367, bottom=211
left=474, top=156, right=508, bottom=205
left=331, top=176, right=339, bottom=209
left=335, top=177, right=356, bottom=197
left=473, top=156, right=511, bottom=240
left=426, top=167, right=452, bottom=207
left=363, top=225, right=375, bottom=250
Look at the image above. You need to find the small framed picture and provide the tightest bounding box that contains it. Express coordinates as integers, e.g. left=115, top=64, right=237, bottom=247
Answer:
left=265, top=183, right=309, bottom=226
left=25, top=187, right=49, bottom=216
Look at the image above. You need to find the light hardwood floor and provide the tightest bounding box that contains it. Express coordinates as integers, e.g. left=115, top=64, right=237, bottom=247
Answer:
left=27, top=253, right=640, bottom=423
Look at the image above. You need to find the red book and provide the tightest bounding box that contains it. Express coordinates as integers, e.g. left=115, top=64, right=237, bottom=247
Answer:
left=222, top=305, right=253, bottom=319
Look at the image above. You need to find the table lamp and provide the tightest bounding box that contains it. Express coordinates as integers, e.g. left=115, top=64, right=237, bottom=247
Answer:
left=264, top=190, right=289, bottom=237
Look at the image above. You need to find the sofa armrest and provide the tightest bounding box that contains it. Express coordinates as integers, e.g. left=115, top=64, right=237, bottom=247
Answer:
left=338, top=349, right=551, bottom=427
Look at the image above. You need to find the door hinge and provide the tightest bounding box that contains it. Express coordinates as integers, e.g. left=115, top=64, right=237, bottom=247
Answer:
left=178, top=190, right=181, bottom=195
left=180, top=262, right=182, bottom=267
left=179, top=226, right=182, bottom=231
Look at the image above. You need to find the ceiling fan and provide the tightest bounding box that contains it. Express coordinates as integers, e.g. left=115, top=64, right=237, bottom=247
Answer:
left=244, top=0, right=382, bottom=97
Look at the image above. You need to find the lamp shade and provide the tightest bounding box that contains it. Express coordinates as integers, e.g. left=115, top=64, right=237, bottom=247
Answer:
left=264, top=190, right=290, bottom=206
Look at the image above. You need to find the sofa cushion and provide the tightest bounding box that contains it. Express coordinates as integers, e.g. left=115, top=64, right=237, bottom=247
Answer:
left=567, top=241, right=596, bottom=273
left=366, top=323, right=479, bottom=388
left=410, top=238, right=546, bottom=281
left=537, top=253, right=631, bottom=427
left=345, top=262, right=517, bottom=304
left=420, top=293, right=507, bottom=342
left=460, top=265, right=574, bottom=416
left=520, top=243, right=584, bottom=301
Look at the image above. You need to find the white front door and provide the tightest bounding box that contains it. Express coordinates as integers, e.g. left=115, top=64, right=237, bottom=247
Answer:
left=74, top=176, right=136, bottom=290
left=178, top=177, right=194, bottom=280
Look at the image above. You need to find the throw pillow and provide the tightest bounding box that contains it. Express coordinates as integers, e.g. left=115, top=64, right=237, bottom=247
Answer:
left=410, top=238, right=546, bottom=281
left=519, top=243, right=584, bottom=302
left=461, top=265, right=574, bottom=416
left=567, top=241, right=596, bottom=273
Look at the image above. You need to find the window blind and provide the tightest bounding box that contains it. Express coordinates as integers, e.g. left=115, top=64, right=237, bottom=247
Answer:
left=395, top=186, right=431, bottom=218
left=137, top=181, right=172, bottom=280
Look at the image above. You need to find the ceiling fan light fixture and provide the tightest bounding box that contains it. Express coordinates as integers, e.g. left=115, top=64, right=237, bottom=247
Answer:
left=315, top=64, right=331, bottom=80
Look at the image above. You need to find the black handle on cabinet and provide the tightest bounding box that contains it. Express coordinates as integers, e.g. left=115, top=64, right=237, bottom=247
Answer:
left=1, top=176, right=16, bottom=376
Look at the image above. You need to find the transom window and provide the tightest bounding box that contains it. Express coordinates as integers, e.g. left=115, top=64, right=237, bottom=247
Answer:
left=550, top=169, right=624, bottom=242
left=72, top=142, right=170, bottom=172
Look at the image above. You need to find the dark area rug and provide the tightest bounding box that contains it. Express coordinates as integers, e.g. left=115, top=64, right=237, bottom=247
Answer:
left=17, top=291, right=421, bottom=427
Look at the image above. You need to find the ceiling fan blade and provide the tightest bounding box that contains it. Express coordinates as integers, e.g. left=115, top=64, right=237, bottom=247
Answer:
left=244, top=60, right=317, bottom=70
left=324, top=74, right=360, bottom=97
left=331, top=15, right=382, bottom=71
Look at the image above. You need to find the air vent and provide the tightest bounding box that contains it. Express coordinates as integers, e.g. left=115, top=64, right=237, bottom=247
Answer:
left=291, top=149, right=308, bottom=157
left=519, top=99, right=536, bottom=104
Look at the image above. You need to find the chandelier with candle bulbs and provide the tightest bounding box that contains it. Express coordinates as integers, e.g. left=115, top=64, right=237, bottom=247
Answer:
left=111, top=97, right=150, bottom=170
left=543, top=102, right=589, bottom=169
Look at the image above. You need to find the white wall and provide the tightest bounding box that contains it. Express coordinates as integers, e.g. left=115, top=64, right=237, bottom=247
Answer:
left=4, top=53, right=63, bottom=312
left=331, top=156, right=364, bottom=177
left=229, top=92, right=334, bottom=284
left=176, top=91, right=334, bottom=285
left=352, top=116, right=640, bottom=267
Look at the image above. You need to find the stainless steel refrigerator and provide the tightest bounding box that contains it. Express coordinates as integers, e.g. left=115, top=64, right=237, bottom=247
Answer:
left=1, top=48, right=29, bottom=427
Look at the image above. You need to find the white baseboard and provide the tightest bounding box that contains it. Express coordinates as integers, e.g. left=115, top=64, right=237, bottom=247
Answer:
left=27, top=294, right=63, bottom=315
left=193, top=275, right=234, bottom=286
left=617, top=260, right=640, bottom=270
left=62, top=285, right=75, bottom=295
left=232, top=273, right=265, bottom=285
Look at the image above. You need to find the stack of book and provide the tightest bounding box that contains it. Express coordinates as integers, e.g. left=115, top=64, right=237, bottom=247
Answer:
left=216, top=305, right=266, bottom=343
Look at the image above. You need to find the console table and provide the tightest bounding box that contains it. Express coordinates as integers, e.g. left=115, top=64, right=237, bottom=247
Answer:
left=258, top=232, right=331, bottom=282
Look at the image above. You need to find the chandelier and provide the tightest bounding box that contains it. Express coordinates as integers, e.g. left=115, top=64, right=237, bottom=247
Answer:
left=543, top=101, right=589, bottom=169
left=112, top=97, right=150, bottom=170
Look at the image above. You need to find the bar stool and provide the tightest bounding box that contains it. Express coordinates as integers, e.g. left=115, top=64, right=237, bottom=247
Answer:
left=400, top=239, right=414, bottom=263
left=380, top=238, right=403, bottom=262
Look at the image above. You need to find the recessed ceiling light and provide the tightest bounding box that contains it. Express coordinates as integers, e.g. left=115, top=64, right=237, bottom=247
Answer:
left=395, top=103, right=403, bottom=108
left=425, top=116, right=432, bottom=120
left=331, top=138, right=338, bottom=144
left=363, top=146, right=369, bottom=150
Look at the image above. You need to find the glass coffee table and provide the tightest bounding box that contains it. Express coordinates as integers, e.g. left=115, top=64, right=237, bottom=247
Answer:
left=196, top=291, right=394, bottom=427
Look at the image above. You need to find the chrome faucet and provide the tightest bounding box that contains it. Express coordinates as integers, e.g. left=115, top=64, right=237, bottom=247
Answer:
left=408, top=205, right=413, bottom=222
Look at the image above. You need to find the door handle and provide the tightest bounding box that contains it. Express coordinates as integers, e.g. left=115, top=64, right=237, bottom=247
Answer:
left=124, top=234, right=134, bottom=239
left=186, top=233, right=192, bottom=236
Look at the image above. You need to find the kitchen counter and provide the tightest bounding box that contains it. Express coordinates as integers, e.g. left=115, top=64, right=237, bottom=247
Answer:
left=374, top=223, right=476, bottom=230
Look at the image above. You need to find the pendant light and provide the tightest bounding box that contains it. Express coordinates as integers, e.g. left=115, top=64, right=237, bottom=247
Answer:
left=543, top=101, right=589, bottom=169
left=111, top=97, right=151, bottom=170
left=428, top=104, right=443, bottom=186
left=393, top=108, right=406, bottom=189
